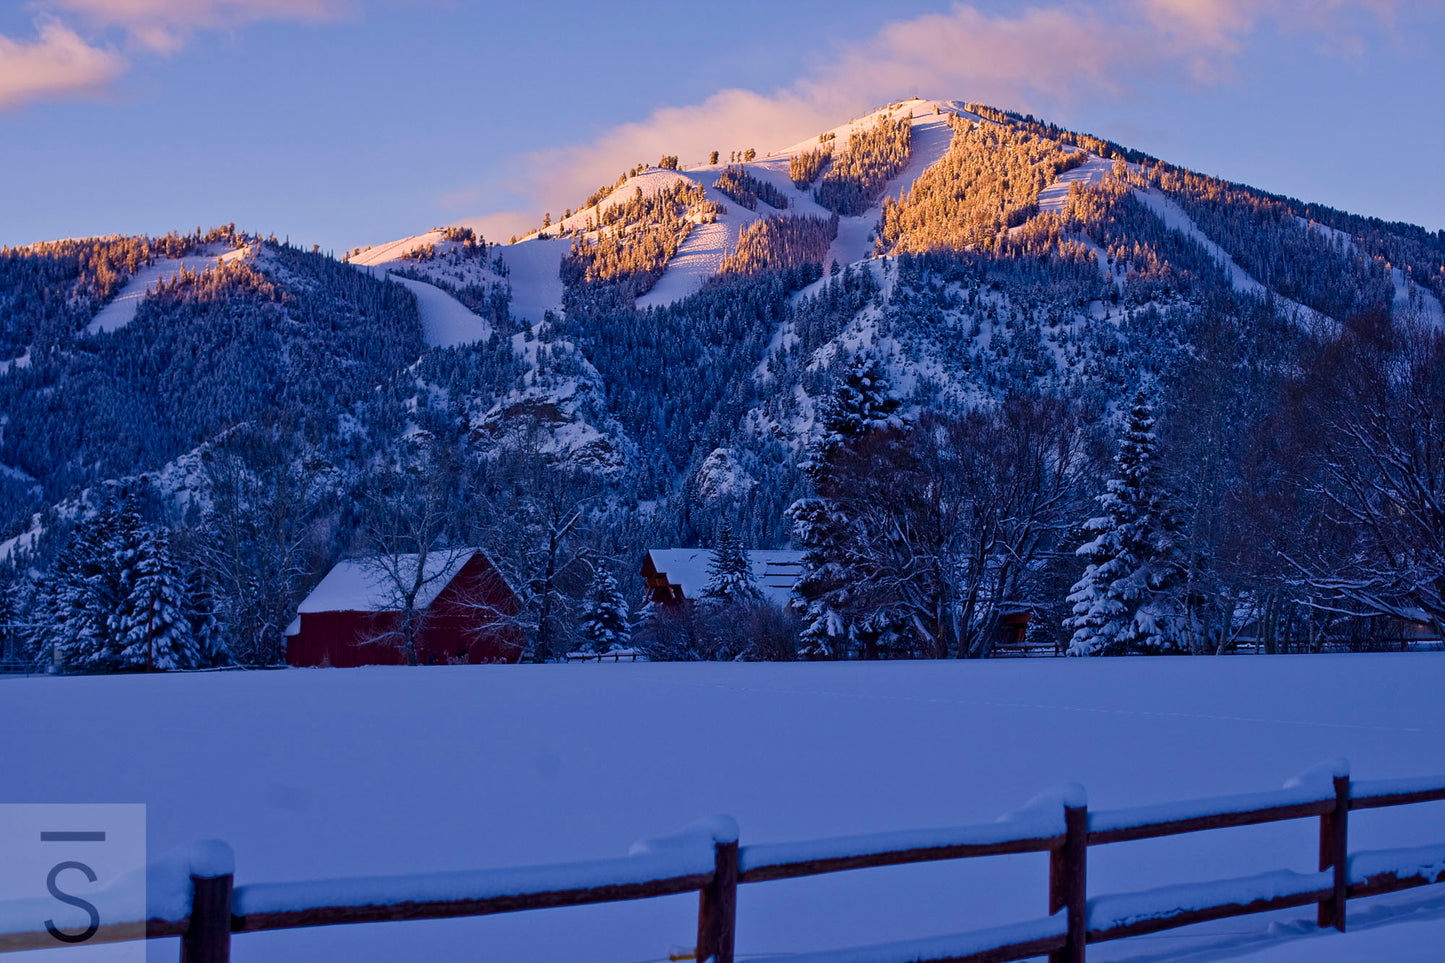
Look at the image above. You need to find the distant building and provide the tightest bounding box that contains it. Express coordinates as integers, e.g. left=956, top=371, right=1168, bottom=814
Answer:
left=286, top=549, right=522, bottom=667
left=639, top=548, right=805, bottom=608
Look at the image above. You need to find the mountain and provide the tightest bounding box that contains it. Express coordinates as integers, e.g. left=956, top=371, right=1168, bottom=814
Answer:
left=4, top=98, right=1445, bottom=667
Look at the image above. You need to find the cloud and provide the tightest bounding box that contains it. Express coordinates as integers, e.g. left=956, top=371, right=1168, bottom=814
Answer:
left=451, top=211, right=538, bottom=246
left=467, top=0, right=1409, bottom=226
left=0, top=0, right=357, bottom=109
left=44, top=0, right=354, bottom=53
left=0, top=21, right=126, bottom=109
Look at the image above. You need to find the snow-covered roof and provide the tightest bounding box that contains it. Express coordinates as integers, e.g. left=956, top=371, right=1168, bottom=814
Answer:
left=297, top=550, right=481, bottom=614
left=642, top=548, right=805, bottom=608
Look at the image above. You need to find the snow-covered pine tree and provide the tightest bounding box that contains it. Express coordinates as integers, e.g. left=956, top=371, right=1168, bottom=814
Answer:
left=702, top=524, right=760, bottom=604
left=185, top=566, right=226, bottom=667
left=789, top=353, right=902, bottom=658
left=112, top=526, right=198, bottom=671
left=59, top=503, right=129, bottom=671
left=1065, top=390, right=1187, bottom=656
left=814, top=353, right=903, bottom=460
left=578, top=566, right=631, bottom=654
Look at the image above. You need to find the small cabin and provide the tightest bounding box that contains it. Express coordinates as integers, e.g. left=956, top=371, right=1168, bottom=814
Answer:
left=286, top=549, right=522, bottom=667
left=639, top=548, right=805, bottom=609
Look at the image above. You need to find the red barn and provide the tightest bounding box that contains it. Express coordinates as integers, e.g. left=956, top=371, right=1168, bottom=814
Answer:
left=286, top=549, right=523, bottom=667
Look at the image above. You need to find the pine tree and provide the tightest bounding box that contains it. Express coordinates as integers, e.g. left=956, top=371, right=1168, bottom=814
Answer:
left=112, top=527, right=197, bottom=671
left=789, top=355, right=902, bottom=658
left=1065, top=391, right=1187, bottom=655
left=816, top=353, right=903, bottom=457
left=578, top=566, right=631, bottom=653
left=702, top=524, right=760, bottom=604
left=185, top=566, right=225, bottom=667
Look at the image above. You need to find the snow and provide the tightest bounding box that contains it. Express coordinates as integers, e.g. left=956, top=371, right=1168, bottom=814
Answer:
left=1131, top=189, right=1326, bottom=325
left=1132, top=189, right=1270, bottom=299
left=233, top=846, right=715, bottom=919
left=825, top=108, right=957, bottom=272
left=1227, top=911, right=1445, bottom=963
left=86, top=245, right=249, bottom=336
left=1350, top=844, right=1445, bottom=886
left=0, top=349, right=31, bottom=375
left=349, top=231, right=564, bottom=324
left=739, top=803, right=1066, bottom=878
left=1089, top=784, right=1334, bottom=838
left=1353, top=774, right=1445, bottom=801
left=642, top=548, right=804, bottom=607
left=0, top=513, right=42, bottom=563
left=6, top=656, right=1445, bottom=961
left=636, top=100, right=961, bottom=309
left=1088, top=869, right=1333, bottom=933
left=295, top=550, right=479, bottom=614
left=1037, top=155, right=1115, bottom=216
left=636, top=217, right=736, bottom=308
left=494, top=238, right=568, bottom=322
left=346, top=232, right=448, bottom=268
left=747, top=915, right=1066, bottom=963
left=388, top=274, right=492, bottom=348
left=1391, top=265, right=1445, bottom=325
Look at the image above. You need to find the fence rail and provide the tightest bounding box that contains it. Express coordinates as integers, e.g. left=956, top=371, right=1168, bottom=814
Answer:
left=4, top=760, right=1444, bottom=963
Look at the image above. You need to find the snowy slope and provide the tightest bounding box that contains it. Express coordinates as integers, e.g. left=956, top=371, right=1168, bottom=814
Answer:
left=5, top=656, right=1445, bottom=961
left=388, top=275, right=492, bottom=348
left=638, top=99, right=961, bottom=308
left=826, top=105, right=959, bottom=270
left=1037, top=153, right=1114, bottom=215
left=1132, top=188, right=1328, bottom=325
left=494, top=238, right=568, bottom=322
left=348, top=231, right=565, bottom=325
left=1392, top=266, right=1445, bottom=324
left=86, top=244, right=251, bottom=335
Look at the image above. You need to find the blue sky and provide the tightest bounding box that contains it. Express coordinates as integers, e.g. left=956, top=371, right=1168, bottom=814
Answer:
left=1, top=0, right=1441, bottom=253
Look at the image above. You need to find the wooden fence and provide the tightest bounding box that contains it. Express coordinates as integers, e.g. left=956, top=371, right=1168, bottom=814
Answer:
left=4, top=760, right=1445, bottom=962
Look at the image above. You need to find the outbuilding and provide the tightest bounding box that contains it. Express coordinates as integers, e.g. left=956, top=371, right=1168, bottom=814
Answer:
left=287, top=549, right=522, bottom=667
left=639, top=548, right=805, bottom=608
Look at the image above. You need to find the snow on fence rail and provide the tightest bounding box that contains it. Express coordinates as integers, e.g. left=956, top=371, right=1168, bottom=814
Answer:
left=3, top=763, right=1445, bottom=963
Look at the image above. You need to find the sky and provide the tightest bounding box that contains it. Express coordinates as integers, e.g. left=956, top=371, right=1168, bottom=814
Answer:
left=1, top=0, right=1442, bottom=253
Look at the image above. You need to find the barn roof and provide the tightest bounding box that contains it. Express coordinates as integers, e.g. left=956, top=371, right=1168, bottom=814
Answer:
left=297, top=549, right=482, bottom=614
left=641, top=548, right=805, bottom=608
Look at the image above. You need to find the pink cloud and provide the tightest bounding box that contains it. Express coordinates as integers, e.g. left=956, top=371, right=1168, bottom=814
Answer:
left=0, top=21, right=126, bottom=109
left=44, top=0, right=354, bottom=52
left=467, top=0, right=1412, bottom=227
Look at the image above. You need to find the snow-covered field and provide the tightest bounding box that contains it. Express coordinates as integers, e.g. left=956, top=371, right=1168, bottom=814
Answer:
left=5, top=656, right=1445, bottom=961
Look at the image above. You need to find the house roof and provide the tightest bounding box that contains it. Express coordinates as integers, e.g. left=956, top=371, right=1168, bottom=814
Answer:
left=297, top=549, right=482, bottom=614
left=642, top=548, right=805, bottom=608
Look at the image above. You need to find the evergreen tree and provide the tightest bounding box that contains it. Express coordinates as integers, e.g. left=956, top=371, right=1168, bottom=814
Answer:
left=578, top=566, right=631, bottom=653
left=1065, top=391, right=1187, bottom=655
left=816, top=353, right=903, bottom=455
left=112, top=526, right=197, bottom=670
left=789, top=355, right=902, bottom=657
left=702, top=524, right=759, bottom=603
left=185, top=566, right=226, bottom=667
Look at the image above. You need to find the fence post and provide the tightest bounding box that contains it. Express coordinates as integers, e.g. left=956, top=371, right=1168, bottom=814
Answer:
left=180, top=873, right=232, bottom=963
left=1049, top=799, right=1087, bottom=963
left=696, top=836, right=739, bottom=963
left=180, top=842, right=235, bottom=963
left=1318, top=774, right=1349, bottom=932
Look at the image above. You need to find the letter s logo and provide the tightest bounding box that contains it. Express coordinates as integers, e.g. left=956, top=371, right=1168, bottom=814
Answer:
left=45, top=861, right=100, bottom=944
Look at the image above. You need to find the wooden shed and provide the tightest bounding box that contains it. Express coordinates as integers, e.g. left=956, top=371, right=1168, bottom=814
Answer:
left=639, top=548, right=805, bottom=608
left=287, top=549, right=523, bottom=667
